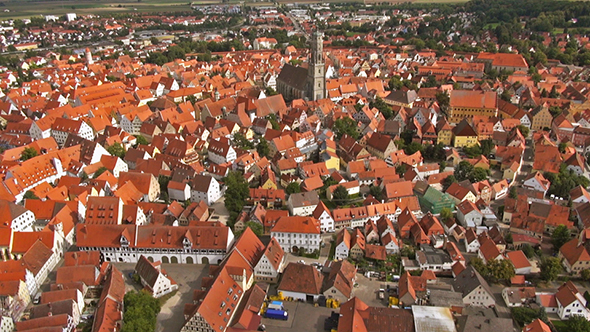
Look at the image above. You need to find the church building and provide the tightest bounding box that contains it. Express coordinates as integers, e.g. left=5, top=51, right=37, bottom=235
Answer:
left=276, top=31, right=326, bottom=101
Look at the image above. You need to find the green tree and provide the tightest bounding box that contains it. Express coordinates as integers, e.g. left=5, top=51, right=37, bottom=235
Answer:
left=463, top=144, right=483, bottom=158
left=509, top=186, right=518, bottom=199
left=480, top=139, right=494, bottom=156
left=469, top=167, right=489, bottom=182
left=404, top=142, right=424, bottom=155
left=469, top=257, right=489, bottom=278
left=549, top=106, right=562, bottom=117
left=107, top=142, right=126, bottom=158
left=23, top=191, right=38, bottom=200
left=440, top=207, right=453, bottom=222
left=551, top=225, right=571, bottom=251
left=233, top=132, right=254, bottom=149
left=332, top=185, right=349, bottom=202
left=521, top=244, right=535, bottom=258
left=388, top=76, right=403, bottom=90
left=396, top=164, right=407, bottom=176
left=436, top=92, right=450, bottom=116
left=516, top=125, right=530, bottom=138
left=500, top=89, right=511, bottom=101
left=93, top=166, right=108, bottom=178
left=135, top=135, right=148, bottom=146
left=454, top=161, right=474, bottom=181
left=121, top=290, right=161, bottom=332
left=20, top=147, right=38, bottom=161
left=256, top=139, right=270, bottom=158
left=442, top=175, right=457, bottom=191
left=267, top=114, right=280, bottom=130
left=582, top=269, right=590, bottom=281
left=540, top=256, right=562, bottom=282
left=244, top=221, right=263, bottom=236
left=567, top=315, right=590, bottom=332
left=549, top=85, right=560, bottom=98
left=285, top=182, right=301, bottom=195
left=223, top=171, right=250, bottom=221
left=487, top=259, right=515, bottom=281
left=369, top=185, right=383, bottom=201
left=333, top=117, right=359, bottom=140
left=369, top=96, right=393, bottom=119
left=510, top=307, right=547, bottom=327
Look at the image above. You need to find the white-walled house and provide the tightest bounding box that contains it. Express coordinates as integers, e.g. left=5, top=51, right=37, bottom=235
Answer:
left=0, top=200, right=35, bottom=232
left=465, top=229, right=480, bottom=253
left=335, top=229, right=351, bottom=260
left=190, top=175, right=222, bottom=206
left=208, top=138, right=236, bottom=165
left=287, top=191, right=320, bottom=216
left=135, top=255, right=179, bottom=298
left=456, top=200, right=484, bottom=228
left=168, top=180, right=191, bottom=201
left=271, top=216, right=321, bottom=253
left=254, top=237, right=285, bottom=283
left=523, top=172, right=550, bottom=197
left=50, top=118, right=94, bottom=147
left=555, top=281, right=590, bottom=320
left=452, top=266, right=496, bottom=307
left=312, top=201, right=334, bottom=232
left=22, top=240, right=59, bottom=297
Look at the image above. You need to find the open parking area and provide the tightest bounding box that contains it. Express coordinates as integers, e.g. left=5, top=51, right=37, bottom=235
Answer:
left=112, top=262, right=209, bottom=332
left=353, top=273, right=397, bottom=307
left=262, top=301, right=337, bottom=332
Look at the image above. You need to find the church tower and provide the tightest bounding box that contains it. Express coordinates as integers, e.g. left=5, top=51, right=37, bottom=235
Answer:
left=307, top=31, right=325, bottom=101
left=85, top=48, right=93, bottom=65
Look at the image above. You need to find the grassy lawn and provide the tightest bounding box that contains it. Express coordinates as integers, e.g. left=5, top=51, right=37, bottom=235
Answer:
left=328, top=240, right=336, bottom=260
left=321, top=199, right=337, bottom=209
left=551, top=320, right=567, bottom=332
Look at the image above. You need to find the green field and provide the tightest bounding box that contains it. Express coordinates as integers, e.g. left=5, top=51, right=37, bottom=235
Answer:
left=0, top=0, right=206, bottom=20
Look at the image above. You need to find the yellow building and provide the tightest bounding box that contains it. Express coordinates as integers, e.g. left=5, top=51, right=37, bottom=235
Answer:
left=321, top=150, right=340, bottom=171
left=436, top=119, right=453, bottom=145
left=452, top=119, right=480, bottom=148
left=448, top=90, right=498, bottom=123
left=530, top=105, right=553, bottom=131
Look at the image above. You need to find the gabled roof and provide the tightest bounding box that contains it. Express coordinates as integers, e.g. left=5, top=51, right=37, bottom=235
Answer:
left=271, top=216, right=320, bottom=234
left=452, top=265, right=494, bottom=299
left=278, top=262, right=323, bottom=295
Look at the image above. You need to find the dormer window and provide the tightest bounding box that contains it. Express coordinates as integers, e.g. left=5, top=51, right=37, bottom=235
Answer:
left=183, top=237, right=191, bottom=249
left=120, top=235, right=129, bottom=247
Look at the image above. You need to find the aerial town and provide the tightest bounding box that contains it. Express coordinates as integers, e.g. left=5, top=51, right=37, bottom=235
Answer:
left=2, top=0, right=590, bottom=332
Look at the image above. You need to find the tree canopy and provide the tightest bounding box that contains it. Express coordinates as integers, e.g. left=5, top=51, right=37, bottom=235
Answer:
left=332, top=185, right=349, bottom=202
left=121, top=291, right=161, bottom=332
left=256, top=139, right=270, bottom=158
left=107, top=142, right=126, bottom=158
left=369, top=96, right=393, bottom=119
left=223, top=171, right=250, bottom=224
left=333, top=118, right=360, bottom=140
left=20, top=147, right=38, bottom=161
left=285, top=182, right=301, bottom=195
left=540, top=256, right=562, bottom=281
left=551, top=225, right=571, bottom=251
